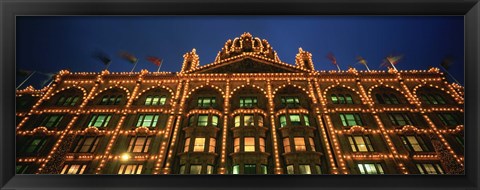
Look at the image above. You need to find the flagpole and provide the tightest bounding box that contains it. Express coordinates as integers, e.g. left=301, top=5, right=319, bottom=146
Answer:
left=388, top=61, right=398, bottom=71
left=364, top=64, right=371, bottom=72
left=336, top=64, right=341, bottom=71
left=156, top=60, right=163, bottom=72
left=130, top=60, right=138, bottom=73
left=440, top=65, right=460, bottom=84
left=17, top=71, right=36, bottom=90
left=105, top=61, right=112, bottom=70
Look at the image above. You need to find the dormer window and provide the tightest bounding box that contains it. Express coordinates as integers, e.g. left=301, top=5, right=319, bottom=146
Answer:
left=331, top=94, right=354, bottom=104
left=99, top=95, right=122, bottom=105
left=197, top=97, right=216, bottom=108
left=419, top=93, right=446, bottom=105
left=56, top=96, right=80, bottom=106
left=375, top=94, right=400, bottom=104
left=240, top=97, right=257, bottom=108
left=144, top=95, right=167, bottom=105
left=281, top=96, right=300, bottom=108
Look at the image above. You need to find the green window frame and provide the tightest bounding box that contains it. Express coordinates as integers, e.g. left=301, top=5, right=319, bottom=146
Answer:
left=437, top=113, right=460, bottom=126
left=339, top=113, right=363, bottom=126
left=197, top=115, right=209, bottom=126
left=40, top=115, right=64, bottom=128
left=281, top=96, right=300, bottom=107
left=244, top=164, right=256, bottom=174
left=358, top=163, right=384, bottom=174
left=197, top=97, right=216, bottom=107
left=87, top=114, right=112, bottom=128
left=136, top=114, right=159, bottom=128
left=279, top=115, right=287, bottom=127
left=25, top=138, right=47, bottom=153
left=331, top=94, right=338, bottom=104
left=289, top=114, right=301, bottom=126
left=240, top=97, right=258, bottom=108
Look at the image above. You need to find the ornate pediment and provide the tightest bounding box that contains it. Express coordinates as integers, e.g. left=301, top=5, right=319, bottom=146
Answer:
left=181, top=32, right=315, bottom=74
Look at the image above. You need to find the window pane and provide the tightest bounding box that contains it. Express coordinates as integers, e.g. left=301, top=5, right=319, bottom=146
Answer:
left=209, top=138, right=216, bottom=153
left=309, top=138, right=316, bottom=151
left=159, top=96, right=167, bottom=105
left=244, top=137, right=255, bottom=152
left=244, top=115, right=254, bottom=126
left=184, top=138, right=190, bottom=152
left=207, top=165, right=214, bottom=174
left=407, top=136, right=424, bottom=152
left=290, top=114, right=301, bottom=126
left=279, top=115, right=287, bottom=127
left=261, top=165, right=268, bottom=174
left=294, top=137, right=306, bottom=151
left=244, top=164, right=256, bottom=174
left=283, top=138, right=291, bottom=153
left=197, top=115, right=208, bottom=126
left=211, top=115, right=219, bottom=126
left=234, top=115, right=241, bottom=127
left=145, top=96, right=152, bottom=105
left=259, top=138, right=265, bottom=152
left=193, top=138, right=205, bottom=152
left=233, top=165, right=240, bottom=174
left=304, top=115, right=310, bottom=126
left=299, top=165, right=311, bottom=174
left=331, top=94, right=338, bottom=104
left=346, top=95, right=354, bottom=104
left=287, top=165, right=294, bottom=174
left=354, top=136, right=368, bottom=152
left=234, top=138, right=240, bottom=152
left=190, top=165, right=202, bottom=174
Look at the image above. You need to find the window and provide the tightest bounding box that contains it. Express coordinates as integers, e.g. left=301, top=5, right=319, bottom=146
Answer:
left=240, top=97, right=257, bottom=108
left=376, top=93, right=400, bottom=104
left=128, top=136, right=152, bottom=153
left=455, top=135, right=464, bottom=147
left=290, top=114, right=301, bottom=126
left=233, top=165, right=240, bottom=174
left=416, top=163, right=444, bottom=174
left=294, top=137, right=307, bottom=151
left=244, top=137, right=255, bottom=152
left=309, top=138, right=316, bottom=151
left=74, top=136, right=100, bottom=153
left=279, top=115, right=287, bottom=127
left=304, top=115, right=310, bottom=126
left=184, top=138, right=190, bottom=152
left=16, top=165, right=29, bottom=174
left=56, top=95, right=80, bottom=106
left=61, top=164, right=87, bottom=174
left=179, top=165, right=186, bottom=174
left=388, top=113, right=413, bottom=126
left=211, top=115, right=219, bottom=127
left=234, top=115, right=241, bottom=127
left=401, top=136, right=429, bottom=152
left=339, top=113, right=363, bottom=126
left=188, top=116, right=195, bottom=126
left=136, top=114, right=159, bottom=128
left=144, top=95, right=167, bottom=106
left=287, top=165, right=294, bottom=174
left=420, top=93, right=446, bottom=105
left=331, top=94, right=354, bottom=104
left=281, top=96, right=300, bottom=107
left=209, top=138, right=216, bottom=153
left=40, top=115, right=64, bottom=128
left=118, top=164, right=143, bottom=174
left=283, top=138, right=291, bottom=153
left=207, top=165, right=214, bottom=174
left=87, top=114, right=112, bottom=128
left=234, top=138, right=240, bottom=152
left=244, top=114, right=254, bottom=126
left=193, top=138, right=205, bottom=152
left=25, top=138, right=47, bottom=153
left=244, top=164, right=256, bottom=174
left=358, top=163, right=384, bottom=174
left=99, top=95, right=122, bottom=105
left=437, top=113, right=461, bottom=126
left=197, top=115, right=208, bottom=126
left=299, top=165, right=312, bottom=174
left=259, top=138, right=265, bottom=152
left=190, top=165, right=202, bottom=174
left=348, top=136, right=374, bottom=152
left=197, top=97, right=216, bottom=107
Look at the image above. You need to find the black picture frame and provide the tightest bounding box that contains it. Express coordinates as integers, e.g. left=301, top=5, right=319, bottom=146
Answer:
left=1, top=0, right=479, bottom=190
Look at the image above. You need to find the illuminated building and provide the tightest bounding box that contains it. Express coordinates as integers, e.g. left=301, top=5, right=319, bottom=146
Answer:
left=15, top=32, right=464, bottom=175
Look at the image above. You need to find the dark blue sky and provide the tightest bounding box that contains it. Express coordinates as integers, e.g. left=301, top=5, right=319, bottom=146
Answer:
left=16, top=16, right=464, bottom=88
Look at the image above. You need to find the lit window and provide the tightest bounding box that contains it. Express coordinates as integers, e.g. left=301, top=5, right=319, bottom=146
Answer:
left=184, top=138, right=190, bottom=152
left=244, top=114, right=254, bottom=126
left=299, top=165, right=311, bottom=174
left=211, top=115, right=219, bottom=127
left=188, top=116, right=195, bottom=126
left=118, top=164, right=143, bottom=174
left=290, top=115, right=301, bottom=126
left=401, top=136, right=429, bottom=152
left=244, top=137, right=255, bottom=152
left=87, top=114, right=112, bottom=128
left=304, top=115, right=310, bottom=126
left=294, top=137, right=307, bottom=151
left=331, top=94, right=338, bottom=104
left=240, top=97, right=257, bottom=108
left=279, top=115, right=287, bottom=127
left=259, top=138, right=265, bottom=152
left=345, top=94, right=354, bottom=104
left=209, top=138, right=216, bottom=153
left=358, top=163, right=384, bottom=174
left=207, top=165, right=214, bottom=174
left=234, top=138, right=240, bottom=152
left=338, top=95, right=346, bottom=104
left=144, top=95, right=167, bottom=106
left=339, top=113, right=363, bottom=126
left=136, top=114, right=159, bottom=128
left=74, top=136, right=100, bottom=153
left=281, top=96, right=300, bottom=107
left=56, top=95, right=80, bottom=106
left=128, top=136, right=152, bottom=153
left=179, top=165, right=185, bottom=174
left=197, top=115, right=208, bottom=126
left=258, top=116, right=264, bottom=127
left=234, top=115, right=241, bottom=127
left=193, top=138, right=205, bottom=152
left=197, top=97, right=216, bottom=107
left=25, top=138, right=47, bottom=153
left=286, top=165, right=294, bottom=174
left=159, top=96, right=167, bottom=105
left=260, top=165, right=267, bottom=174
left=348, top=136, right=374, bottom=152
left=309, top=138, right=316, bottom=151
left=283, top=138, right=291, bottom=153
left=40, top=115, right=64, bottom=128
left=388, top=113, right=412, bottom=126
left=233, top=165, right=240, bottom=174
left=416, top=163, right=444, bottom=174
left=190, top=165, right=202, bottom=174
left=61, top=164, right=87, bottom=174
left=437, top=113, right=461, bottom=126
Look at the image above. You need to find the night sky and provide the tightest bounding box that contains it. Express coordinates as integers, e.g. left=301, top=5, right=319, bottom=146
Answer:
left=16, top=16, right=464, bottom=89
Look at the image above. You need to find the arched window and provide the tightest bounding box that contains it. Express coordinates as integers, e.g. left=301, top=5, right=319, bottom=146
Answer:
left=331, top=94, right=338, bottom=104
left=145, top=95, right=168, bottom=105
left=331, top=94, right=354, bottom=104
left=375, top=93, right=400, bottom=104
left=99, top=95, right=122, bottom=105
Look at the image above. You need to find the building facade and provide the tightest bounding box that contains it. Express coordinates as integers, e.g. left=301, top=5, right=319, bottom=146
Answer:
left=16, top=33, right=465, bottom=175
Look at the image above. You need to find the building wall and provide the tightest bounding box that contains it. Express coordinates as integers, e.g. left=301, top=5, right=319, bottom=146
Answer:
left=15, top=68, right=465, bottom=175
